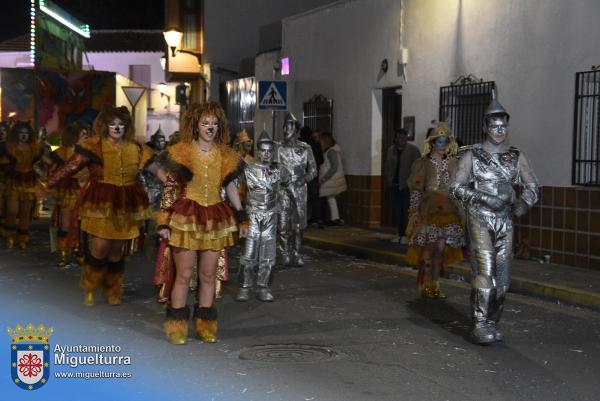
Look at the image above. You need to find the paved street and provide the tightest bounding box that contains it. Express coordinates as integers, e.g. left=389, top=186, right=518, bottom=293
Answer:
left=1, top=221, right=599, bottom=401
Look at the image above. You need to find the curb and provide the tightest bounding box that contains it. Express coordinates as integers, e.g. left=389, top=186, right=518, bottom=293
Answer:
left=304, top=234, right=600, bottom=311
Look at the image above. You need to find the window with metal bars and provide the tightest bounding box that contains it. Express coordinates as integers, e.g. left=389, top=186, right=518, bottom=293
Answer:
left=302, top=94, right=333, bottom=133
left=439, top=78, right=495, bottom=146
left=572, top=67, right=600, bottom=186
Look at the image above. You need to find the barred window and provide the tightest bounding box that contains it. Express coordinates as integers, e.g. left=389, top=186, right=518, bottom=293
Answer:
left=303, top=94, right=333, bottom=133
left=573, top=68, right=600, bottom=186
left=439, top=77, right=495, bottom=146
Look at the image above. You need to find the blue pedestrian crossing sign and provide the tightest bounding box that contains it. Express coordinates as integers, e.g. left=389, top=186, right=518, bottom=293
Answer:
left=258, top=80, right=287, bottom=110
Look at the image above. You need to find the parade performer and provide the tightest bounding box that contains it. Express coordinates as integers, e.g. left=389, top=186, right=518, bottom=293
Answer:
left=44, top=106, right=153, bottom=306
left=155, top=102, right=247, bottom=345
left=450, top=96, right=539, bottom=344
left=277, top=113, right=317, bottom=266
left=233, top=129, right=255, bottom=165
left=211, top=130, right=254, bottom=298
left=236, top=131, right=284, bottom=302
left=140, top=127, right=167, bottom=211
left=0, top=121, right=10, bottom=238
left=1, top=121, right=43, bottom=249
left=406, top=122, right=464, bottom=299
left=43, top=123, right=86, bottom=266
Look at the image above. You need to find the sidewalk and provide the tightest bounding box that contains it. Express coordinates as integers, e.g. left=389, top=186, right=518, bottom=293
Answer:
left=304, top=225, right=600, bottom=311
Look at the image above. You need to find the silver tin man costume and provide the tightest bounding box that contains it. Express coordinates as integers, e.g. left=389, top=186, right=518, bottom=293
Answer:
left=450, top=96, right=539, bottom=344
left=237, top=131, right=284, bottom=302
left=277, top=113, right=317, bottom=266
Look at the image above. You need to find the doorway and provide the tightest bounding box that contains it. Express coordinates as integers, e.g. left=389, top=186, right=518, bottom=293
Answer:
left=381, top=87, right=402, bottom=227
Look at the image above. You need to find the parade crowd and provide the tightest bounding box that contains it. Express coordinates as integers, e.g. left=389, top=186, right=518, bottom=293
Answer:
left=0, top=95, right=538, bottom=346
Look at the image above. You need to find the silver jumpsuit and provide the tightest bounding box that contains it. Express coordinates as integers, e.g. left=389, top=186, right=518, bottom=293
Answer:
left=450, top=142, right=539, bottom=339
left=277, top=139, right=317, bottom=266
left=239, top=161, right=282, bottom=289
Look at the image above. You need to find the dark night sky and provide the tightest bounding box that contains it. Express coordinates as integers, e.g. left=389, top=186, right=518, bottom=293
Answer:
left=0, top=0, right=164, bottom=42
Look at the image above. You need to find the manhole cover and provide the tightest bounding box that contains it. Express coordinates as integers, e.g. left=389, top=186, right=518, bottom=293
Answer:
left=238, top=344, right=338, bottom=363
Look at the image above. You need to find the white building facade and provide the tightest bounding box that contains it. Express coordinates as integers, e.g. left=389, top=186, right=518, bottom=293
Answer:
left=274, top=0, right=600, bottom=268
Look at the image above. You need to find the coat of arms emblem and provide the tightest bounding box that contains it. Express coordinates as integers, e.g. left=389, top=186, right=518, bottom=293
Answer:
left=8, top=323, right=53, bottom=390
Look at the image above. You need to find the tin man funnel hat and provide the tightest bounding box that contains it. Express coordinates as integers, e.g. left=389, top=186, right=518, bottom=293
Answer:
left=484, top=89, right=510, bottom=120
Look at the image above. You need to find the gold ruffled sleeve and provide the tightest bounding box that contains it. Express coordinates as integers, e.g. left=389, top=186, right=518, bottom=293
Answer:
left=220, top=145, right=243, bottom=187
left=155, top=173, right=180, bottom=227
left=47, top=153, right=88, bottom=188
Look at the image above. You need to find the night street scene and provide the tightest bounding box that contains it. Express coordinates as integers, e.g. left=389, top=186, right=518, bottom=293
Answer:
left=0, top=1, right=599, bottom=400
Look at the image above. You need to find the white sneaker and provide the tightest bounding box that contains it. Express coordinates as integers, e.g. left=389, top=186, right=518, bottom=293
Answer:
left=399, top=236, right=408, bottom=245
left=390, top=235, right=401, bottom=243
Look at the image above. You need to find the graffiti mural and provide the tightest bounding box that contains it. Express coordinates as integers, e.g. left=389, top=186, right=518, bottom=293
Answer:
left=0, top=68, right=115, bottom=133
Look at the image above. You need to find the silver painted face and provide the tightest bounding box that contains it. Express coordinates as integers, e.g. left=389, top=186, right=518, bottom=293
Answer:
left=257, top=142, right=274, bottom=163
left=108, top=118, right=126, bottom=140
left=156, top=137, right=166, bottom=150
left=283, top=121, right=297, bottom=141
left=485, top=116, right=508, bottom=145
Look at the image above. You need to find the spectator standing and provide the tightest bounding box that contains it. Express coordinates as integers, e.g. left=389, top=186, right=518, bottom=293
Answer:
left=383, top=128, right=421, bottom=244
left=319, top=132, right=347, bottom=225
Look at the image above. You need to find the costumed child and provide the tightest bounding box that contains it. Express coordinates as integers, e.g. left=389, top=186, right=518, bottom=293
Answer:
left=236, top=131, right=284, bottom=302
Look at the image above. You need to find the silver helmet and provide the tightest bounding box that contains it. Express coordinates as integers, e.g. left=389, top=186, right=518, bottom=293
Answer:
left=484, top=90, right=510, bottom=121
left=256, top=129, right=274, bottom=146
left=283, top=112, right=298, bottom=126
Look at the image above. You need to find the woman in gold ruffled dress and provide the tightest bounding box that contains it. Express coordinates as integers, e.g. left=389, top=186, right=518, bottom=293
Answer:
left=0, top=121, right=10, bottom=239
left=1, top=121, right=43, bottom=249
left=155, top=102, right=247, bottom=345
left=406, top=122, right=464, bottom=299
left=45, top=106, right=153, bottom=306
left=44, top=123, right=90, bottom=266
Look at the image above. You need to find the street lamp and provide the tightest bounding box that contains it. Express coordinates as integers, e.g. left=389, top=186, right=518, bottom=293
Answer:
left=163, top=28, right=183, bottom=57
left=175, top=82, right=189, bottom=106
left=160, top=55, right=166, bottom=71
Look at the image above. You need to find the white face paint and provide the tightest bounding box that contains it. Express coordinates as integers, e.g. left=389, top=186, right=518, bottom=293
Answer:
left=18, top=129, right=30, bottom=143
left=198, top=114, right=219, bottom=143
left=78, top=129, right=89, bottom=143
left=283, top=121, right=297, bottom=141
left=108, top=118, right=126, bottom=141
left=486, top=116, right=508, bottom=145
left=257, top=142, right=274, bottom=163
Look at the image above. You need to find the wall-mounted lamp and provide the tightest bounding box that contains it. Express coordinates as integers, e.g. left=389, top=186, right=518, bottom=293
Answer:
left=157, top=82, right=170, bottom=103
left=162, top=28, right=202, bottom=64
left=380, top=58, right=389, bottom=74
left=163, top=28, right=183, bottom=57
left=160, top=55, right=166, bottom=71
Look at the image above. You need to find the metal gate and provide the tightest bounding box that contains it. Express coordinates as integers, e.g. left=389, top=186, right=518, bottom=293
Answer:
left=222, top=77, right=256, bottom=143
left=302, top=94, right=333, bottom=133
left=573, top=67, right=600, bottom=186
left=439, top=77, right=495, bottom=145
